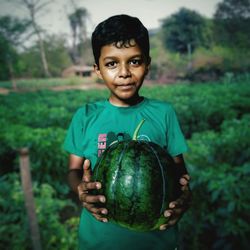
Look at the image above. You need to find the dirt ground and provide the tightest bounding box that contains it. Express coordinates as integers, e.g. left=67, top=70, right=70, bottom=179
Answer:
left=0, top=83, right=107, bottom=95
left=0, top=87, right=10, bottom=95
left=0, top=80, right=159, bottom=95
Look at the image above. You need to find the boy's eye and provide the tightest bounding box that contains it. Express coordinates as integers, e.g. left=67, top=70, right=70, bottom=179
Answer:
left=105, top=61, right=117, bottom=68
left=129, top=59, right=142, bottom=66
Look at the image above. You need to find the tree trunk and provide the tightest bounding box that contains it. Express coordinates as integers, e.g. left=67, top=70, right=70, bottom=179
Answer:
left=19, top=148, right=42, bottom=250
left=7, top=59, right=17, bottom=90
left=187, top=43, right=193, bottom=72
left=36, top=30, right=51, bottom=77
left=29, top=2, right=51, bottom=77
left=72, top=26, right=78, bottom=64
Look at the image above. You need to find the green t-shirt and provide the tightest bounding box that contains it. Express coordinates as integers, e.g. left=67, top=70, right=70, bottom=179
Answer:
left=64, top=97, right=188, bottom=250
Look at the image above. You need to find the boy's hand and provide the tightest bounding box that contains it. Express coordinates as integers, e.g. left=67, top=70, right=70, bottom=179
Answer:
left=77, top=159, right=108, bottom=222
left=159, top=174, right=191, bottom=230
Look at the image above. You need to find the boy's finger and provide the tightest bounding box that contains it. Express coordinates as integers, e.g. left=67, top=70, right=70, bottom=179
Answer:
left=84, top=195, right=106, bottom=204
left=83, top=159, right=92, bottom=181
left=78, top=182, right=101, bottom=201
left=167, top=218, right=179, bottom=227
left=79, top=181, right=101, bottom=192
left=85, top=182, right=101, bottom=190
left=93, top=214, right=108, bottom=223
left=169, top=201, right=177, bottom=209
left=179, top=174, right=190, bottom=185
left=183, top=174, right=190, bottom=180
left=159, top=224, right=169, bottom=230
left=164, top=210, right=172, bottom=217
left=86, top=206, right=108, bottom=215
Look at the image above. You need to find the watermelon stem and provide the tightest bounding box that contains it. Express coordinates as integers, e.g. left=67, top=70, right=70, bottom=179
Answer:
left=132, top=119, right=145, bottom=140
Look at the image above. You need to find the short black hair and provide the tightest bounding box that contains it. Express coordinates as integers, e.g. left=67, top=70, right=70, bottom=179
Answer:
left=91, top=14, right=150, bottom=66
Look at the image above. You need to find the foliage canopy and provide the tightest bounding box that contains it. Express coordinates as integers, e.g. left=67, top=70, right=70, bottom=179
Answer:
left=161, top=8, right=211, bottom=54
left=214, top=0, right=250, bottom=48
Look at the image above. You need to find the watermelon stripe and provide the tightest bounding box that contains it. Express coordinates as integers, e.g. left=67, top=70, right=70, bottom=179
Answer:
left=127, top=142, right=141, bottom=227
left=112, top=142, right=129, bottom=220
left=94, top=145, right=112, bottom=179
left=148, top=143, right=166, bottom=214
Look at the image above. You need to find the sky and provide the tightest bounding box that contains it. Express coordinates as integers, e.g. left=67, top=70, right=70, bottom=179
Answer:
left=0, top=0, right=221, bottom=37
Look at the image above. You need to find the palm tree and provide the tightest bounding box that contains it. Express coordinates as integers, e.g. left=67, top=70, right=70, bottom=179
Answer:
left=22, top=0, right=51, bottom=77
left=68, top=7, right=89, bottom=64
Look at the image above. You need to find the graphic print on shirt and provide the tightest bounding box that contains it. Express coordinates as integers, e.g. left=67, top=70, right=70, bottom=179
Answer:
left=97, top=133, right=107, bottom=157
left=97, top=132, right=151, bottom=157
left=97, top=132, right=124, bottom=157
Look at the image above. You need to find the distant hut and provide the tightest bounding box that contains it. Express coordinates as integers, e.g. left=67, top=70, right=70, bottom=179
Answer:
left=62, top=65, right=94, bottom=78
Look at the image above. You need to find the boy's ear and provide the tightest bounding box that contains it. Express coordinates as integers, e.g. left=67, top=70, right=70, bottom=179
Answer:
left=94, top=64, right=103, bottom=80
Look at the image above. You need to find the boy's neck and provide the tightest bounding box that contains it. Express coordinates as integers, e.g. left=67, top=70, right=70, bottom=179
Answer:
left=109, top=95, right=144, bottom=107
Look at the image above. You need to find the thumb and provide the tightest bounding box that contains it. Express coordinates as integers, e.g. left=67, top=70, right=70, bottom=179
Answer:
left=83, top=159, right=92, bottom=182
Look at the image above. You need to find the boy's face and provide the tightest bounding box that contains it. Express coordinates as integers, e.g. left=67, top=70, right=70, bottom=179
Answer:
left=94, top=40, right=150, bottom=106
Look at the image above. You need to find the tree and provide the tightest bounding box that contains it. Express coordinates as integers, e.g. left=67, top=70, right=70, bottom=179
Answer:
left=8, top=0, right=52, bottom=77
left=0, top=16, right=30, bottom=84
left=19, top=34, right=72, bottom=78
left=68, top=7, right=89, bottom=64
left=214, top=0, right=250, bottom=48
left=44, top=34, right=72, bottom=76
left=161, top=8, right=211, bottom=54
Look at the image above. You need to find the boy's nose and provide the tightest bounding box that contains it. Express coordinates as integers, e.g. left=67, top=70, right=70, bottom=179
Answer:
left=119, top=64, right=131, bottom=78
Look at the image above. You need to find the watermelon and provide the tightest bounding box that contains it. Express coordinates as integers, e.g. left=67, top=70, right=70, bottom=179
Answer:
left=92, top=119, right=180, bottom=232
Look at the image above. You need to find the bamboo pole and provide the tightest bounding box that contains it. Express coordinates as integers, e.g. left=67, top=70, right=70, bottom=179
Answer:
left=19, top=148, right=42, bottom=250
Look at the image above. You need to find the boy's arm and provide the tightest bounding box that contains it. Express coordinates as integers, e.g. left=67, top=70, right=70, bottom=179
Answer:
left=68, top=154, right=84, bottom=193
left=67, top=154, right=108, bottom=222
left=173, top=154, right=190, bottom=189
left=160, top=154, right=191, bottom=230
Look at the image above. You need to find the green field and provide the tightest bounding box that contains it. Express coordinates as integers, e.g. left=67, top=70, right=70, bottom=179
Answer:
left=0, top=80, right=250, bottom=250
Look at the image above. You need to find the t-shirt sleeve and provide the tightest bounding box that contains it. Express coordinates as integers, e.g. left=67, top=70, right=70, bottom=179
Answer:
left=166, top=105, right=188, bottom=157
left=63, top=107, right=86, bottom=157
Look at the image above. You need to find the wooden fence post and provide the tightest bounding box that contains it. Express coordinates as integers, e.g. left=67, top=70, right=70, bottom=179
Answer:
left=19, top=148, right=42, bottom=250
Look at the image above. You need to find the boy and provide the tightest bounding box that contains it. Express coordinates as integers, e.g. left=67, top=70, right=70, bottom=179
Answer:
left=64, top=14, right=191, bottom=250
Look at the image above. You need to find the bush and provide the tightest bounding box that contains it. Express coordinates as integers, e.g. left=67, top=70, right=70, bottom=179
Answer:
left=188, top=46, right=250, bottom=81
left=0, top=173, right=79, bottom=250
left=0, top=123, right=69, bottom=194
left=1, top=80, right=249, bottom=249
left=179, top=115, right=250, bottom=250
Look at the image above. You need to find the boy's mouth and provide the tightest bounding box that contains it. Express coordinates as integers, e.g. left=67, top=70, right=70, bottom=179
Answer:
left=116, top=82, right=134, bottom=86
left=116, top=83, right=134, bottom=90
